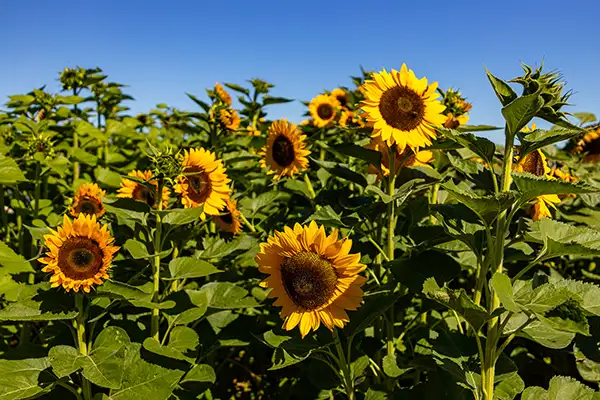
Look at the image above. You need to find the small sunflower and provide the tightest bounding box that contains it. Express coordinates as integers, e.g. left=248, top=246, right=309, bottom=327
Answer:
left=70, top=183, right=106, bottom=218
left=218, top=108, right=240, bottom=131
left=360, top=64, right=446, bottom=152
left=257, top=221, right=367, bottom=338
left=515, top=143, right=561, bottom=221
left=330, top=88, right=349, bottom=108
left=213, top=198, right=242, bottom=234
left=550, top=167, right=579, bottom=199
left=309, top=94, right=340, bottom=128
left=242, top=123, right=262, bottom=137
left=214, top=83, right=232, bottom=105
left=443, top=113, right=470, bottom=129
left=339, top=109, right=354, bottom=128
left=39, top=214, right=119, bottom=293
left=573, top=124, right=600, bottom=163
left=117, top=170, right=170, bottom=209
left=259, top=119, right=311, bottom=180
left=441, top=88, right=472, bottom=129
left=366, top=136, right=434, bottom=177
left=174, top=148, right=231, bottom=218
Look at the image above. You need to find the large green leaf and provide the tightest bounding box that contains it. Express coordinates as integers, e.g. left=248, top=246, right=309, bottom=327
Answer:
left=521, top=376, right=600, bottom=400
left=0, top=357, right=51, bottom=400
left=443, top=180, right=515, bottom=224
left=181, top=364, right=216, bottom=384
left=311, top=157, right=368, bottom=187
left=0, top=154, right=26, bottom=185
left=105, top=343, right=184, bottom=399
left=262, top=330, right=323, bottom=370
left=490, top=273, right=522, bottom=313
left=0, top=242, right=33, bottom=273
left=333, top=143, right=382, bottom=167
left=485, top=69, right=518, bottom=106
left=161, top=207, right=204, bottom=225
left=0, top=283, right=77, bottom=321
left=345, top=290, right=403, bottom=338
left=439, top=128, right=496, bottom=164
left=518, top=127, right=584, bottom=156
left=501, top=91, right=544, bottom=137
left=197, top=235, right=258, bottom=259
left=197, top=282, right=260, bottom=309
left=513, top=173, right=600, bottom=202
left=165, top=257, right=221, bottom=280
left=504, top=313, right=575, bottom=349
left=388, top=250, right=461, bottom=293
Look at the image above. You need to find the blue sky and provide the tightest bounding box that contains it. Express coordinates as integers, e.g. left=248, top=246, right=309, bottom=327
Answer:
left=2, top=0, right=598, bottom=143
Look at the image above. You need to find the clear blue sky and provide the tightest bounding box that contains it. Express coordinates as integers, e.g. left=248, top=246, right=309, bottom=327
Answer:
left=2, top=0, right=598, bottom=143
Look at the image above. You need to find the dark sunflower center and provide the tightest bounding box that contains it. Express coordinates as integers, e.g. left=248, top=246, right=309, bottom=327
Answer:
left=317, top=104, right=334, bottom=120
left=379, top=86, right=426, bottom=131
left=184, top=167, right=211, bottom=203
left=280, top=251, right=338, bottom=310
left=219, top=207, right=234, bottom=224
left=57, top=237, right=104, bottom=280
left=133, top=185, right=156, bottom=208
left=76, top=196, right=101, bottom=215
left=583, top=137, right=600, bottom=156
left=272, top=135, right=295, bottom=167
left=520, top=151, right=545, bottom=176
left=337, top=94, right=348, bottom=107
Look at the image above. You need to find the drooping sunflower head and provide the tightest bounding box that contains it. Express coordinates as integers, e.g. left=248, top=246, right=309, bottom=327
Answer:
left=174, top=148, right=231, bottom=218
left=360, top=64, right=446, bottom=152
left=117, top=170, right=170, bottom=210
left=214, top=83, right=232, bottom=105
left=365, top=136, right=434, bottom=178
left=573, top=124, right=600, bottom=163
left=70, top=183, right=106, bottom=218
left=308, top=94, right=340, bottom=128
left=39, top=214, right=119, bottom=293
left=259, top=119, right=311, bottom=180
left=443, top=113, right=470, bottom=129
left=330, top=88, right=349, bottom=108
left=440, top=88, right=472, bottom=129
left=218, top=108, right=240, bottom=131
left=256, top=221, right=367, bottom=338
left=213, top=198, right=242, bottom=234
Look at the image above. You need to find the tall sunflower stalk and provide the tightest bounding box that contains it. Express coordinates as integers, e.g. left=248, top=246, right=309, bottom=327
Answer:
left=75, top=294, right=93, bottom=400
left=151, top=176, right=165, bottom=341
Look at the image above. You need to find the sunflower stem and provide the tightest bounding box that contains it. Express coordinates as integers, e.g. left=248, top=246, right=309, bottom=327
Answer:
left=385, top=147, right=397, bottom=358
left=151, top=178, right=165, bottom=341
left=238, top=211, right=257, bottom=233
left=319, top=129, right=326, bottom=161
left=75, top=294, right=92, bottom=400
left=429, top=182, right=440, bottom=224
left=0, top=184, right=7, bottom=242
left=483, top=126, right=515, bottom=400
left=333, top=330, right=355, bottom=400
left=303, top=173, right=316, bottom=199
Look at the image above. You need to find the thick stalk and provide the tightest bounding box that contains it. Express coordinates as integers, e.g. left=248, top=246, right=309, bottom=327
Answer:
left=333, top=331, right=355, bottom=400
left=238, top=211, right=257, bottom=233
left=0, top=184, right=7, bottom=242
left=73, top=89, right=80, bottom=181
left=483, top=128, right=514, bottom=400
left=319, top=129, right=326, bottom=161
left=303, top=173, right=316, bottom=199
left=151, top=179, right=165, bottom=340
left=429, top=182, right=440, bottom=224
left=75, top=294, right=92, bottom=400
left=33, top=161, right=41, bottom=219
left=386, top=147, right=396, bottom=357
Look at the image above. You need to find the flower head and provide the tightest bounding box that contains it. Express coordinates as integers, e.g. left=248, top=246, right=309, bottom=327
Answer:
left=259, top=119, right=310, bottom=180
left=70, top=183, right=106, bottom=218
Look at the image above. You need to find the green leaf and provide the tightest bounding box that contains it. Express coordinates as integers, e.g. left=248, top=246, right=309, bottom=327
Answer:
left=440, top=128, right=496, bottom=164
left=505, top=313, right=575, bottom=349
left=72, top=148, right=99, bottom=166
left=283, top=178, right=313, bottom=199
left=224, top=83, right=250, bottom=96
left=513, top=173, right=600, bottom=202
left=197, top=235, right=258, bottom=259
left=526, top=219, right=600, bottom=259
left=333, top=143, right=382, bottom=167
left=161, top=207, right=204, bottom=225
left=95, top=280, right=148, bottom=301
left=0, top=154, right=26, bottom=185
left=443, top=180, right=514, bottom=223
left=382, top=355, right=409, bottom=378
left=165, top=257, right=221, bottom=280
left=502, top=92, right=544, bottom=137
left=521, top=376, right=600, bottom=400
left=104, top=343, right=184, bottom=400
left=262, top=96, right=293, bottom=106
left=186, top=93, right=211, bottom=112
left=490, top=273, right=522, bottom=313
left=574, top=318, right=600, bottom=382
left=518, top=127, right=584, bottom=156
left=198, top=282, right=260, bottom=309
left=346, top=291, right=402, bottom=338
left=457, top=124, right=503, bottom=132
left=0, top=357, right=51, bottom=400
left=486, top=69, right=518, bottom=106
left=0, top=242, right=33, bottom=273
left=94, top=167, right=122, bottom=188
left=123, top=239, right=150, bottom=259
left=573, top=112, right=597, bottom=125
left=262, top=330, right=322, bottom=370
left=423, top=278, right=490, bottom=330
left=0, top=283, right=77, bottom=321
left=388, top=250, right=461, bottom=293
left=181, top=364, right=216, bottom=384
left=239, top=191, right=283, bottom=218
left=495, top=371, right=525, bottom=400
left=311, top=157, right=368, bottom=187
left=58, top=95, right=85, bottom=104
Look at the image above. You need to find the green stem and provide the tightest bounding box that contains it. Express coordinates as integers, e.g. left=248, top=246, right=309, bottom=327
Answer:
left=483, top=127, right=515, bottom=400
left=386, top=147, right=397, bottom=358
left=56, top=381, right=83, bottom=400
left=319, top=129, right=326, bottom=161
left=151, top=179, right=165, bottom=341
left=429, top=182, right=440, bottom=224
left=73, top=121, right=80, bottom=181
left=238, top=211, right=257, bottom=233
left=0, top=184, right=7, bottom=242
left=303, top=173, right=316, bottom=199
left=333, top=330, right=355, bottom=400
left=33, top=161, right=41, bottom=219
left=75, top=294, right=92, bottom=400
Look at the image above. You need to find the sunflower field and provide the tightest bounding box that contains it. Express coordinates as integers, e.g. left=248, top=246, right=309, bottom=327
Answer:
left=1, top=62, right=600, bottom=400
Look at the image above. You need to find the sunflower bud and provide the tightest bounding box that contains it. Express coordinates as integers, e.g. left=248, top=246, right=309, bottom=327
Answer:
left=150, top=147, right=182, bottom=181
left=439, top=88, right=472, bottom=129
left=510, top=63, right=572, bottom=125
left=26, top=133, right=55, bottom=159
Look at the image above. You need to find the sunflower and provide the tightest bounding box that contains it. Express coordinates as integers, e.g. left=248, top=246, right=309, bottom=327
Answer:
left=515, top=142, right=561, bottom=221
left=38, top=214, right=119, bottom=293
left=443, top=113, right=470, bottom=129
left=366, top=136, right=434, bottom=177
left=573, top=124, right=600, bottom=163
left=218, top=108, right=240, bottom=131
left=213, top=198, right=242, bottom=234
left=70, top=183, right=106, bottom=218
left=441, top=88, right=472, bottom=129
left=259, top=119, right=311, bottom=180
left=257, top=221, right=367, bottom=338
left=174, top=148, right=231, bottom=218
left=309, top=94, right=340, bottom=128
left=214, top=83, right=232, bottom=105
left=330, top=88, right=349, bottom=108
left=117, top=170, right=170, bottom=209
left=550, top=167, right=579, bottom=199
left=339, top=109, right=354, bottom=128
left=360, top=64, right=446, bottom=152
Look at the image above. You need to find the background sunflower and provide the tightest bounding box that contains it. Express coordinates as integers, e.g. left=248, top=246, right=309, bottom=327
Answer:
left=70, top=183, right=106, bottom=218
left=308, top=94, right=340, bottom=128
left=259, top=119, right=310, bottom=179
left=117, top=170, right=170, bottom=209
